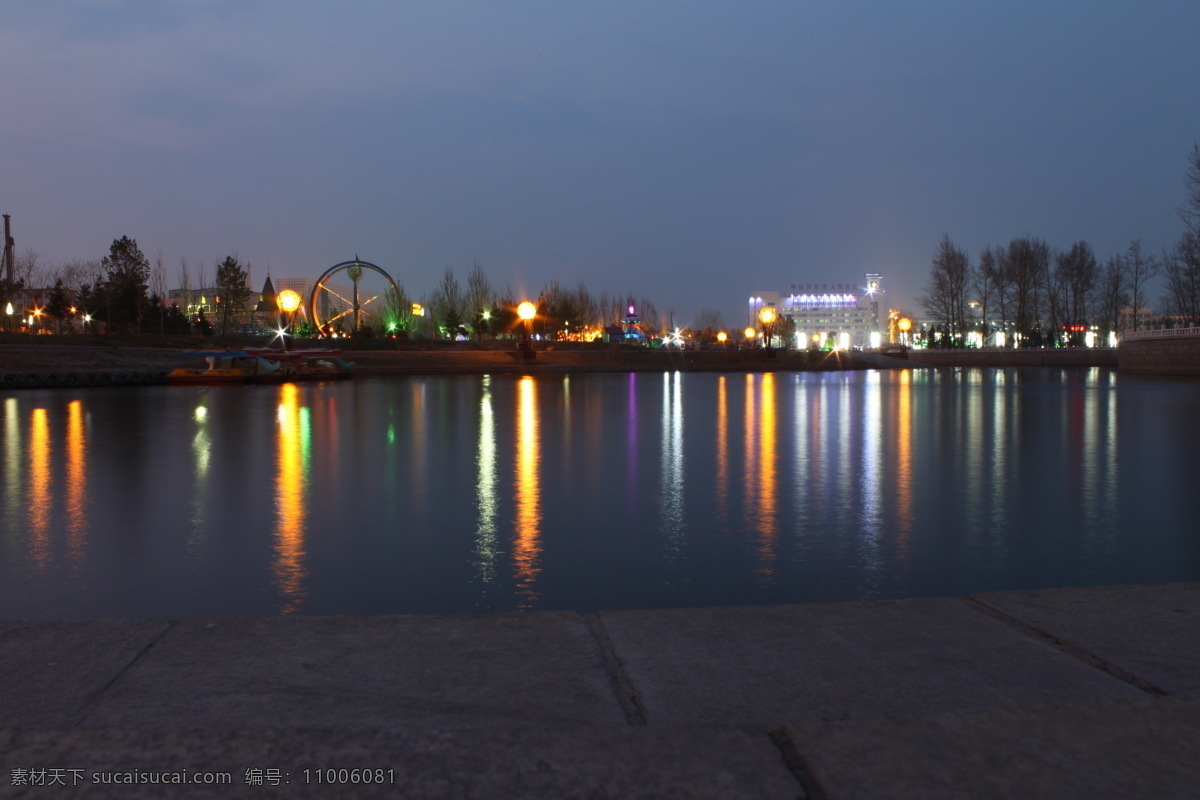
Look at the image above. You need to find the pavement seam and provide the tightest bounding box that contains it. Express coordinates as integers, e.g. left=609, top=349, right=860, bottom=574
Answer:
left=768, top=726, right=830, bottom=800
left=62, top=620, right=180, bottom=729
left=959, top=595, right=1172, bottom=697
left=583, top=613, right=648, bottom=726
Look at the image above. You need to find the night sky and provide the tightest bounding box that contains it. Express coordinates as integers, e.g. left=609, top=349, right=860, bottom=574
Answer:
left=3, top=1, right=1198, bottom=328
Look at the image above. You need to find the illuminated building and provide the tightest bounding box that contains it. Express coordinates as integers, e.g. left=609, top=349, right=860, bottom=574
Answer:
left=748, top=273, right=883, bottom=348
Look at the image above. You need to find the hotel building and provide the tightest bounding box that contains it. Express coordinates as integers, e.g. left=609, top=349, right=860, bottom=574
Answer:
left=749, top=273, right=883, bottom=349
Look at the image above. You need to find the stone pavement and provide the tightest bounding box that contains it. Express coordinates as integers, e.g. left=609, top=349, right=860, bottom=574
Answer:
left=1, top=583, right=1197, bottom=798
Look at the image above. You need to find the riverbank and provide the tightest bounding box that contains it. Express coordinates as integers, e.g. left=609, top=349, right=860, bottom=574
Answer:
left=1, top=340, right=1120, bottom=382
left=2, top=582, right=1196, bottom=798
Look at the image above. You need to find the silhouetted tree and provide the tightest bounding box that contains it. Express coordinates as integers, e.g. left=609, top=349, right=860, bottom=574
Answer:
left=1055, top=241, right=1098, bottom=344
left=214, top=255, right=251, bottom=336
left=919, top=234, right=971, bottom=345
left=1124, top=239, right=1159, bottom=332
left=429, top=267, right=465, bottom=339
left=1162, top=144, right=1200, bottom=324
left=98, top=236, right=151, bottom=334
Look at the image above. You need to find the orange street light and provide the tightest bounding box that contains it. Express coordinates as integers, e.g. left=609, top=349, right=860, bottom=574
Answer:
left=517, top=301, right=537, bottom=360
left=276, top=289, right=303, bottom=350
left=277, top=289, right=302, bottom=313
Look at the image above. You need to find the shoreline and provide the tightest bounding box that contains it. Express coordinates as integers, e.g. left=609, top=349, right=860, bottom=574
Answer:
left=1, top=340, right=1119, bottom=381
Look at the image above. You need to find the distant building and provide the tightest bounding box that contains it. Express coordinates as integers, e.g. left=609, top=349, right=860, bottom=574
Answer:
left=749, top=273, right=883, bottom=349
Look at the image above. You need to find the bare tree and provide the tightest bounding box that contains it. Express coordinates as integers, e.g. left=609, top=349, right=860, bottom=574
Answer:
left=428, top=267, right=465, bottom=339
left=1124, top=239, right=1159, bottom=332
left=1096, top=255, right=1130, bottom=339
left=692, top=308, right=725, bottom=336
left=1054, top=241, right=1098, bottom=344
left=149, top=250, right=168, bottom=335
left=1003, top=237, right=1050, bottom=344
left=973, top=247, right=1000, bottom=344
left=919, top=234, right=971, bottom=345
left=1161, top=143, right=1200, bottom=325
left=465, top=260, right=495, bottom=338
left=980, top=245, right=1011, bottom=343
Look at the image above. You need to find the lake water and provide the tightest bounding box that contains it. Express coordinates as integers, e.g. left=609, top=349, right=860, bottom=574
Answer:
left=1, top=368, right=1198, bottom=620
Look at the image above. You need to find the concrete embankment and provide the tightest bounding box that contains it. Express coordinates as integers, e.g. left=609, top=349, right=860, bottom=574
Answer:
left=0, top=343, right=896, bottom=388
left=905, top=348, right=1118, bottom=368
left=1118, top=331, right=1200, bottom=376
left=2, top=582, right=1197, bottom=798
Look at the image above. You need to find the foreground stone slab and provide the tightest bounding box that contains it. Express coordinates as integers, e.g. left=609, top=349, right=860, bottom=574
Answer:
left=596, top=599, right=1143, bottom=727
left=970, top=582, right=1200, bottom=695
left=79, top=613, right=626, bottom=729
left=792, top=694, right=1200, bottom=800
left=0, top=725, right=801, bottom=799
left=0, top=621, right=170, bottom=728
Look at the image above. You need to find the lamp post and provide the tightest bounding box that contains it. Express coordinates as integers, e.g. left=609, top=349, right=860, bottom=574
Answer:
left=277, top=289, right=303, bottom=351
left=717, top=331, right=727, bottom=349
left=758, top=307, right=776, bottom=353
left=517, top=301, right=536, bottom=361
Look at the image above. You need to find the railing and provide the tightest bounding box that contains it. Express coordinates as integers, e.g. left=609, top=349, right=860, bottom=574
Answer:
left=1122, top=326, right=1200, bottom=341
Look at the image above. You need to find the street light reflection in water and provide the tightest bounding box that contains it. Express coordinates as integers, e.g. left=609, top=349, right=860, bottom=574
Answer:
left=0, top=368, right=1194, bottom=619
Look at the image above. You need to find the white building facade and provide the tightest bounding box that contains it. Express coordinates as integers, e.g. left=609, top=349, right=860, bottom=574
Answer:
left=749, top=273, right=883, bottom=349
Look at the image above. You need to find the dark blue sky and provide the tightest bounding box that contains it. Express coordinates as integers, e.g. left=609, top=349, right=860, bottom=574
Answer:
left=3, top=1, right=1198, bottom=328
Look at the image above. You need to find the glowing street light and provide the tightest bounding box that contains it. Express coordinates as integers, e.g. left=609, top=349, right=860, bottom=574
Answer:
left=716, top=331, right=727, bottom=347
left=758, top=307, right=776, bottom=350
left=276, top=289, right=303, bottom=350
left=517, top=301, right=536, bottom=360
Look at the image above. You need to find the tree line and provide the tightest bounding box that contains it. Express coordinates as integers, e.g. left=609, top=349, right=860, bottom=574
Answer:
left=0, top=235, right=255, bottom=337
left=1, top=234, right=721, bottom=342
left=413, top=260, right=680, bottom=342
left=920, top=144, right=1200, bottom=346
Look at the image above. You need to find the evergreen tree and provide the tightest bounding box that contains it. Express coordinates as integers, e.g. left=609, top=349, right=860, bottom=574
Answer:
left=214, top=255, right=251, bottom=336
left=99, top=236, right=151, bottom=334
left=45, top=278, right=70, bottom=333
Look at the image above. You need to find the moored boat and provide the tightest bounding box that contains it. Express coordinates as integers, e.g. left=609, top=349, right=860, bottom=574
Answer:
left=245, top=348, right=354, bottom=380
left=166, top=351, right=285, bottom=385
left=167, top=349, right=354, bottom=386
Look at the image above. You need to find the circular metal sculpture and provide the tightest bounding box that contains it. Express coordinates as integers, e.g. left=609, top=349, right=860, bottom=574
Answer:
left=308, top=259, right=402, bottom=337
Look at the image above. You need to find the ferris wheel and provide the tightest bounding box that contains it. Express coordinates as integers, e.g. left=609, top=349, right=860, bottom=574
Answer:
left=308, top=259, right=402, bottom=336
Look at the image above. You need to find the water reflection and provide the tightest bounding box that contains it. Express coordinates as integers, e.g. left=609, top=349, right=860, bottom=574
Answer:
left=513, top=376, right=541, bottom=604
left=28, top=407, right=51, bottom=570
left=273, top=383, right=310, bottom=613
left=189, top=402, right=211, bottom=551
left=893, top=370, right=914, bottom=540
left=755, top=373, right=778, bottom=581
left=3, top=398, right=21, bottom=537
left=65, top=400, right=87, bottom=569
left=858, top=372, right=882, bottom=539
left=0, top=368, right=1187, bottom=620
left=715, top=376, right=729, bottom=522
left=660, top=371, right=685, bottom=559
left=475, top=377, right=499, bottom=586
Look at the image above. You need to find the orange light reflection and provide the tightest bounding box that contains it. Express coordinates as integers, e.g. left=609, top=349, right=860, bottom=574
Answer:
left=28, top=408, right=51, bottom=569
left=65, top=401, right=88, bottom=568
left=757, top=373, right=778, bottom=580
left=513, top=377, right=542, bottom=604
left=273, top=383, right=308, bottom=613
left=715, top=376, right=728, bottom=521
left=894, top=371, right=914, bottom=538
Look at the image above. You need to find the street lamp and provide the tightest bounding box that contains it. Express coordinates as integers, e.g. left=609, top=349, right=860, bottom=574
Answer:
left=717, top=331, right=727, bottom=348
left=758, top=307, right=776, bottom=351
left=277, top=289, right=303, bottom=350
left=517, top=301, right=536, bottom=361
